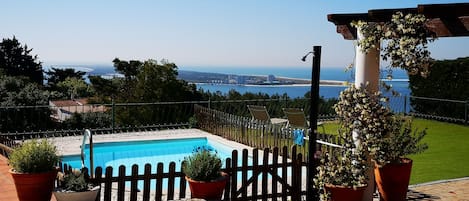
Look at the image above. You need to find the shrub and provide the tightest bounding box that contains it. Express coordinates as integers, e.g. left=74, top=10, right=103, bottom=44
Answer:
left=372, top=115, right=428, bottom=167
left=182, top=146, right=222, bottom=181
left=9, top=140, right=59, bottom=173
left=188, top=116, right=198, bottom=128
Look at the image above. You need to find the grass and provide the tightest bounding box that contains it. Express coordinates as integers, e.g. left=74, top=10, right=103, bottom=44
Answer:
left=322, top=118, right=469, bottom=184
left=212, top=118, right=469, bottom=185
left=408, top=119, right=469, bottom=184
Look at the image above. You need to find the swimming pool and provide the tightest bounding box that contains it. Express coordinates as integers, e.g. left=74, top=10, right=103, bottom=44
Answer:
left=61, top=137, right=250, bottom=174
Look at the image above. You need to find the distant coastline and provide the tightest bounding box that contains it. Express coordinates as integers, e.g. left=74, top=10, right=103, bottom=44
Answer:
left=44, top=65, right=410, bottom=99
left=193, top=81, right=346, bottom=87
left=46, top=65, right=348, bottom=86
left=178, top=70, right=348, bottom=86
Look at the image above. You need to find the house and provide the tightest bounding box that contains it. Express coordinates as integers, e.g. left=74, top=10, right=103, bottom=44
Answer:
left=49, top=98, right=107, bottom=122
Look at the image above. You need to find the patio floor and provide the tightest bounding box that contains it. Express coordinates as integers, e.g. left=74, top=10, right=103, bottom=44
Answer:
left=0, top=154, right=18, bottom=201
left=3, top=154, right=468, bottom=201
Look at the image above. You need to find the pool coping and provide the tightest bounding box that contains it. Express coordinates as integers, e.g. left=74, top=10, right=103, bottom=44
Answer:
left=51, top=128, right=257, bottom=158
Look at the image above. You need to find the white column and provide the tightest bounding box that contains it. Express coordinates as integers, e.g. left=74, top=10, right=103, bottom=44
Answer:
left=355, top=27, right=380, bottom=92
left=354, top=26, right=380, bottom=201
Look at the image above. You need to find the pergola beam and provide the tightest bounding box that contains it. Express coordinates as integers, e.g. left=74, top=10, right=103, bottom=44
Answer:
left=418, top=3, right=469, bottom=18
left=328, top=3, right=469, bottom=40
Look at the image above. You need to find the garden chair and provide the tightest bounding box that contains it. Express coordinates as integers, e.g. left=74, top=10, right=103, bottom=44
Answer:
left=246, top=105, right=287, bottom=125
left=282, top=108, right=325, bottom=133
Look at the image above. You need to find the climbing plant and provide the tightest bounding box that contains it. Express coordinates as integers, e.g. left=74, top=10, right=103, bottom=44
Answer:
left=352, top=12, right=436, bottom=77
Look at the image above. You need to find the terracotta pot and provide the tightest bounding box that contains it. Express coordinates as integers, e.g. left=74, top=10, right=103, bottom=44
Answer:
left=324, top=184, right=367, bottom=201
left=9, top=168, right=58, bottom=201
left=186, top=172, right=229, bottom=200
left=374, top=158, right=412, bottom=201
left=53, top=186, right=101, bottom=201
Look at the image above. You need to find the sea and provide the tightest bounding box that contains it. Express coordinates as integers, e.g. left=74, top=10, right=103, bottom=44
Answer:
left=44, top=65, right=411, bottom=99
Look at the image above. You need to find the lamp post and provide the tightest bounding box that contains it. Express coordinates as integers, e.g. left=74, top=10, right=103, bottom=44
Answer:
left=302, top=46, right=321, bottom=201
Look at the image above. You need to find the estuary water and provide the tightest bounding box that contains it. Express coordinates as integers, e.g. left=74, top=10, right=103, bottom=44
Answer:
left=46, top=65, right=411, bottom=99
left=183, top=66, right=411, bottom=99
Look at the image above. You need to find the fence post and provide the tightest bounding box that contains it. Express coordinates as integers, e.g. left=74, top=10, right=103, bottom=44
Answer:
left=403, top=95, right=407, bottom=115
left=112, top=98, right=115, bottom=133
left=284, top=96, right=289, bottom=109
left=465, top=100, right=468, bottom=125
left=208, top=98, right=211, bottom=109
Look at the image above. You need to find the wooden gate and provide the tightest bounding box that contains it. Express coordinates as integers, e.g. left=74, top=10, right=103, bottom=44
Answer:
left=60, top=146, right=305, bottom=201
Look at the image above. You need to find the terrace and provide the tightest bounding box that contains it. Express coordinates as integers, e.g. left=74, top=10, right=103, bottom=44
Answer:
left=0, top=96, right=468, bottom=200
left=1, top=2, right=469, bottom=201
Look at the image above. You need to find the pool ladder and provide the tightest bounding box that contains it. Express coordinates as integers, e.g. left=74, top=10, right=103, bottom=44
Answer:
left=81, top=129, right=94, bottom=177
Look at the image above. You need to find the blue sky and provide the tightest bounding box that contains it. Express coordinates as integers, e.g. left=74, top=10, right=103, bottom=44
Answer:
left=1, top=0, right=468, bottom=69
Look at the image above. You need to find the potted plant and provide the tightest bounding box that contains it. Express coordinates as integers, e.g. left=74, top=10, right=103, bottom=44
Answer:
left=182, top=146, right=229, bottom=200
left=331, top=84, right=391, bottom=201
left=370, top=115, right=428, bottom=201
left=9, top=139, right=60, bottom=201
left=314, top=130, right=369, bottom=201
left=54, top=168, right=101, bottom=201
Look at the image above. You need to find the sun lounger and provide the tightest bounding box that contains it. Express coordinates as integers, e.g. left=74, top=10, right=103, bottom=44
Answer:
left=282, top=108, right=325, bottom=133
left=247, top=105, right=287, bottom=125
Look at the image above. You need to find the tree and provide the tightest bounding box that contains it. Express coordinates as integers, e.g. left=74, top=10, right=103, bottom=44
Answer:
left=0, top=75, right=54, bottom=132
left=90, top=58, right=203, bottom=126
left=45, top=67, right=86, bottom=90
left=409, top=57, right=469, bottom=120
left=134, top=60, right=201, bottom=102
left=104, top=58, right=202, bottom=103
left=88, top=75, right=119, bottom=103
left=62, top=112, right=112, bottom=129
left=57, top=77, right=91, bottom=100
left=0, top=37, right=43, bottom=85
left=112, top=58, right=141, bottom=101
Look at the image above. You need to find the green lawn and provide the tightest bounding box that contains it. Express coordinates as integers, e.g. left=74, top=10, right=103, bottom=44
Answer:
left=323, top=118, right=469, bottom=184
left=210, top=118, right=468, bottom=185
left=408, top=119, right=469, bottom=184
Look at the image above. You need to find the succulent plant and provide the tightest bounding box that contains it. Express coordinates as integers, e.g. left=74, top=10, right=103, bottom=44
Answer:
left=57, top=169, right=93, bottom=192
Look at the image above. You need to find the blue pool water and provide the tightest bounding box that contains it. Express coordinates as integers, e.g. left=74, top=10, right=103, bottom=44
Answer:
left=62, top=137, right=240, bottom=172
left=62, top=137, right=252, bottom=190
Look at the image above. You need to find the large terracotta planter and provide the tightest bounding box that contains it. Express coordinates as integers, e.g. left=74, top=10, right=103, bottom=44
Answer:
left=53, top=186, right=101, bottom=201
left=186, top=172, right=229, bottom=200
left=324, top=184, right=367, bottom=201
left=9, top=169, right=58, bottom=201
left=374, top=158, right=413, bottom=201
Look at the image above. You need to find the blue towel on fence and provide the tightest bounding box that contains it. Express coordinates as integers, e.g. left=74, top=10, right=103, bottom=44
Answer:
left=293, top=129, right=304, bottom=146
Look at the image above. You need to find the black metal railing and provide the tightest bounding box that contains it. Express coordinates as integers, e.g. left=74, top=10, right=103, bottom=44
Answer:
left=0, top=95, right=467, bottom=140
left=0, top=97, right=338, bottom=137
left=409, top=96, right=468, bottom=124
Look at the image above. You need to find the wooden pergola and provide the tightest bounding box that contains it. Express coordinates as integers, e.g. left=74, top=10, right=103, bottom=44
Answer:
left=328, top=3, right=469, bottom=40
left=305, top=3, right=469, bottom=201
left=327, top=3, right=469, bottom=94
